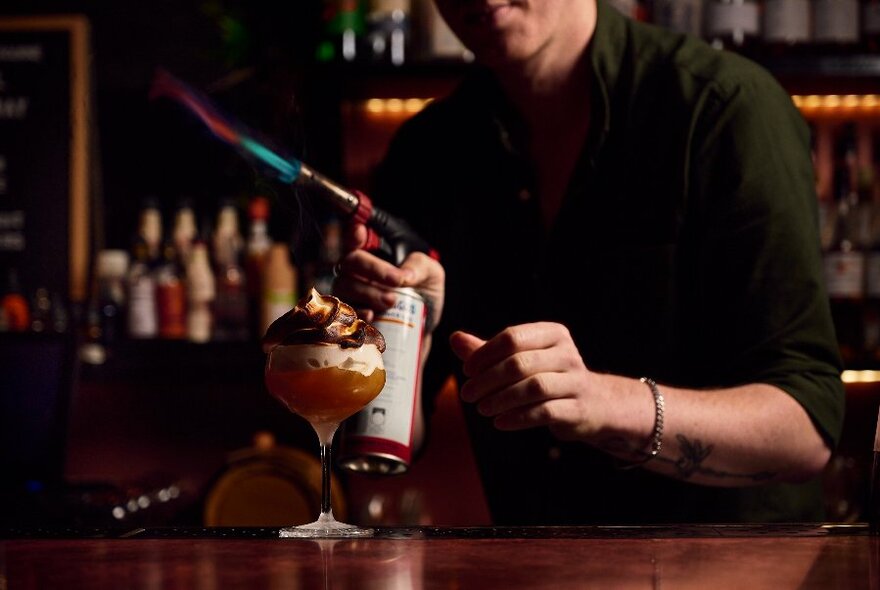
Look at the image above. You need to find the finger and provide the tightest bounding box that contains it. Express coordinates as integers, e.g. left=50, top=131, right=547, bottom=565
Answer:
left=463, top=323, right=570, bottom=377
left=450, top=331, right=486, bottom=363
left=356, top=307, right=375, bottom=323
left=473, top=372, right=573, bottom=416
left=333, top=275, right=397, bottom=310
left=460, top=348, right=569, bottom=402
left=338, top=249, right=408, bottom=288
left=343, top=223, right=368, bottom=251
left=399, top=252, right=443, bottom=288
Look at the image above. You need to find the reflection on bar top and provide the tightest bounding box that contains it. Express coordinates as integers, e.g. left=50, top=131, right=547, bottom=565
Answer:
left=0, top=523, right=870, bottom=540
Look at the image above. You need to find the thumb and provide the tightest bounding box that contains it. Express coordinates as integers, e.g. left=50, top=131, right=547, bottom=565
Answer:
left=343, top=223, right=368, bottom=251
left=449, top=330, right=486, bottom=362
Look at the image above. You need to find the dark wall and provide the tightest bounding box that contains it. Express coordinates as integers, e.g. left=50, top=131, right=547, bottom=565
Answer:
left=2, top=1, right=331, bottom=255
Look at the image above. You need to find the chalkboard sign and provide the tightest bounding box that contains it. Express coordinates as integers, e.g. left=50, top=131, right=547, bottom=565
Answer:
left=0, top=16, right=91, bottom=303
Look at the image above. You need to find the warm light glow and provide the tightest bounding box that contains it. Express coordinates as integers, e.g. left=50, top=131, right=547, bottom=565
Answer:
left=824, top=95, right=842, bottom=108
left=841, top=370, right=880, bottom=384
left=404, top=98, right=424, bottom=113
left=804, top=95, right=823, bottom=109
left=842, top=94, right=860, bottom=108
left=792, top=94, right=880, bottom=116
left=365, top=98, right=385, bottom=114
left=359, top=97, right=434, bottom=117
left=386, top=98, right=404, bottom=113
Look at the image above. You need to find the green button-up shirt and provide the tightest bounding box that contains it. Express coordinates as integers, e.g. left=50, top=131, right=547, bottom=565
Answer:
left=370, top=0, right=845, bottom=523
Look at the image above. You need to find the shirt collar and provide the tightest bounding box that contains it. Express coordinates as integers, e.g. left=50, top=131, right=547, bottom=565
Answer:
left=588, top=0, right=629, bottom=159
left=462, top=0, right=628, bottom=161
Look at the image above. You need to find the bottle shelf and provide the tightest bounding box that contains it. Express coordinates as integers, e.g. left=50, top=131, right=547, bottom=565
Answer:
left=761, top=54, right=880, bottom=94
left=77, top=339, right=266, bottom=384
left=762, top=54, right=880, bottom=78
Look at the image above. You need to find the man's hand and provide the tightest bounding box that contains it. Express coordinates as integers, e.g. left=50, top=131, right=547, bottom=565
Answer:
left=450, top=322, right=832, bottom=486
left=333, top=224, right=445, bottom=332
left=450, top=322, right=608, bottom=442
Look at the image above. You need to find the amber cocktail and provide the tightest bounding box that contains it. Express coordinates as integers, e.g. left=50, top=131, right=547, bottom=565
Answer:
left=264, top=288, right=386, bottom=538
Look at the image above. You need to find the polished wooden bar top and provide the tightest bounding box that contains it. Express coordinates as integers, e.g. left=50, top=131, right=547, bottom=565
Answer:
left=1, top=524, right=877, bottom=589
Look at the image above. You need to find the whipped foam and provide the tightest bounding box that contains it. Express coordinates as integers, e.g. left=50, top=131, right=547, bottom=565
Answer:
left=268, top=342, right=384, bottom=377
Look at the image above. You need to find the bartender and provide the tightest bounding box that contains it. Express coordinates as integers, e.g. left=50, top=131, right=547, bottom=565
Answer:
left=334, top=0, right=845, bottom=524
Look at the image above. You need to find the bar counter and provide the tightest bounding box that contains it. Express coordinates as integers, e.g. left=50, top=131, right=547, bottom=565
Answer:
left=2, top=524, right=876, bottom=588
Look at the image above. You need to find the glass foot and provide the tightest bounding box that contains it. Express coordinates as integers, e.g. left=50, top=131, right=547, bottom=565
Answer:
left=279, top=512, right=374, bottom=538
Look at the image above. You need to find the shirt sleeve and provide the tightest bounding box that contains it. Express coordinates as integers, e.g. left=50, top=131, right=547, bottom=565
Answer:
left=690, top=62, right=845, bottom=447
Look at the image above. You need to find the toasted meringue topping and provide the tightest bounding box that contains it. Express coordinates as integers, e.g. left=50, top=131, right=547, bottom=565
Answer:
left=262, top=287, right=386, bottom=353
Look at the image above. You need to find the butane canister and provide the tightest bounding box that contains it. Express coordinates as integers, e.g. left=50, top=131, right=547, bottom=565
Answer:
left=338, top=287, right=425, bottom=475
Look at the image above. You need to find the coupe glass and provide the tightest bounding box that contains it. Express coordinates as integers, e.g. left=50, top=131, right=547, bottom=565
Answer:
left=265, top=343, right=386, bottom=537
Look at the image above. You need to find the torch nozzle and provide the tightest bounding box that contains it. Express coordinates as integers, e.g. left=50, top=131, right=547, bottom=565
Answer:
left=296, top=164, right=361, bottom=215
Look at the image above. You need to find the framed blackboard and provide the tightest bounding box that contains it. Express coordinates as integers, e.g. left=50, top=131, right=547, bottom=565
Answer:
left=0, top=16, right=91, bottom=303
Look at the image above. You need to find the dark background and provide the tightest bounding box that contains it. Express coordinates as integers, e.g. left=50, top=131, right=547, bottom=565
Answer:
left=1, top=0, right=334, bottom=259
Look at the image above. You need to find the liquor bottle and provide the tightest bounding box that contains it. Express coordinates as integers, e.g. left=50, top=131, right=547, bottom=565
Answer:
left=824, top=124, right=866, bottom=367
left=30, top=288, right=68, bottom=335
left=30, top=287, right=52, bottom=333
left=813, top=0, right=861, bottom=54
left=412, top=0, right=472, bottom=61
left=213, top=236, right=249, bottom=342
left=94, top=249, right=130, bottom=347
left=652, top=0, right=704, bottom=37
left=0, top=266, right=30, bottom=332
left=864, top=0, right=880, bottom=52
left=863, top=198, right=880, bottom=363
left=171, top=198, right=198, bottom=267
left=366, top=0, right=411, bottom=66
left=212, top=199, right=244, bottom=270
left=185, top=240, right=215, bottom=343
left=862, top=129, right=880, bottom=363
left=126, top=240, right=159, bottom=339
left=704, top=0, right=761, bottom=54
left=763, top=0, right=812, bottom=55
left=135, top=197, right=164, bottom=265
left=50, top=291, right=69, bottom=334
left=245, top=196, right=272, bottom=338
left=261, top=243, right=297, bottom=338
left=155, top=242, right=187, bottom=340
left=79, top=300, right=107, bottom=365
left=316, top=0, right=366, bottom=63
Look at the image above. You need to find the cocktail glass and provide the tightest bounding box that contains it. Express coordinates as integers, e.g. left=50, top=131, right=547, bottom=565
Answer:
left=265, top=343, right=385, bottom=537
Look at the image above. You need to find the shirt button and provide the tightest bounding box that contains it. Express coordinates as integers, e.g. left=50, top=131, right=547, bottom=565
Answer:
left=518, top=188, right=532, bottom=202
left=548, top=446, right=561, bottom=461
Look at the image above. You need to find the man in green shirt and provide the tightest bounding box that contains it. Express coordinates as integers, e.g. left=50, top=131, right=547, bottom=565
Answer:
left=335, top=0, right=844, bottom=523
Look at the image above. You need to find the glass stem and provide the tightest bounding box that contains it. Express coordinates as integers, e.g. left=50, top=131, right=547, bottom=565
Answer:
left=320, top=441, right=332, bottom=516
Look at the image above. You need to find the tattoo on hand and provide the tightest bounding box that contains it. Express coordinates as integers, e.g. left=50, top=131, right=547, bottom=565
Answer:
left=675, top=434, right=713, bottom=478
left=601, top=435, right=776, bottom=482
left=670, top=435, right=775, bottom=481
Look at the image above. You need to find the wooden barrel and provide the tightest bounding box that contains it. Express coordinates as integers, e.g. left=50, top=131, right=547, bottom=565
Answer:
left=203, top=431, right=347, bottom=526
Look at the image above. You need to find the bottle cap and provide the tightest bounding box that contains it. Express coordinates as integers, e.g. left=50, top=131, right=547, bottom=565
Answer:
left=249, top=196, right=270, bottom=221
left=96, top=250, right=130, bottom=278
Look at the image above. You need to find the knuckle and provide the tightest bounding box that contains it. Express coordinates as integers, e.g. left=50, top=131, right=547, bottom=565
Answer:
left=553, top=323, right=572, bottom=340
left=526, top=374, right=548, bottom=398
left=509, top=353, right=530, bottom=377
left=566, top=350, right=585, bottom=371
left=501, top=326, right=526, bottom=351
left=531, top=402, right=555, bottom=424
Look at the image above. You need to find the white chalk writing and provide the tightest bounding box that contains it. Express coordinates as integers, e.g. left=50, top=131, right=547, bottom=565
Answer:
left=0, top=97, right=28, bottom=119
left=0, top=45, right=43, bottom=62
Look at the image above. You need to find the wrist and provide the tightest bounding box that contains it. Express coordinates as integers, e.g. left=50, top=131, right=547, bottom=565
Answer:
left=588, top=373, right=663, bottom=453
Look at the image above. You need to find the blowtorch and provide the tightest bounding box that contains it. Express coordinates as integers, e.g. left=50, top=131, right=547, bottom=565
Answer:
left=149, top=68, right=437, bottom=267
